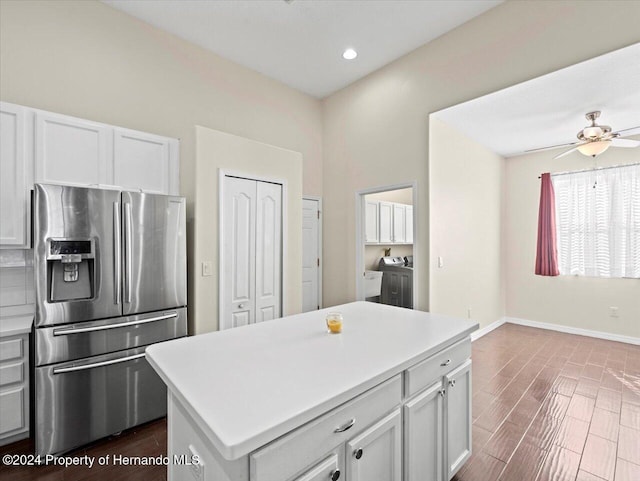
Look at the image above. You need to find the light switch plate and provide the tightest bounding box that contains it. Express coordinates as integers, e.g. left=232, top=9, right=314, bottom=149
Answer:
left=202, top=261, right=213, bottom=277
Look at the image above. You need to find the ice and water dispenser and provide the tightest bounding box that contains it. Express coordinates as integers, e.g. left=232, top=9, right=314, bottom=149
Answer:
left=47, top=239, right=95, bottom=302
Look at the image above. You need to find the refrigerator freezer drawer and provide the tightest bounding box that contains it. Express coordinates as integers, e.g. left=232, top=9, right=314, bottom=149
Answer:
left=35, top=345, right=168, bottom=456
left=35, top=307, right=187, bottom=366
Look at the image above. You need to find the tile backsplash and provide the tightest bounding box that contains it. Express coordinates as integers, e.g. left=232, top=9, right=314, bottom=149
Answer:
left=0, top=249, right=35, bottom=317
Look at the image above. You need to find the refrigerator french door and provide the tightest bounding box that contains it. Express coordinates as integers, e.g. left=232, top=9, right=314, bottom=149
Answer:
left=33, top=183, right=187, bottom=456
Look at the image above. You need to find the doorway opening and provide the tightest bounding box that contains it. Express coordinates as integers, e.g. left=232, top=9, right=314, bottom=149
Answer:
left=355, top=182, right=418, bottom=309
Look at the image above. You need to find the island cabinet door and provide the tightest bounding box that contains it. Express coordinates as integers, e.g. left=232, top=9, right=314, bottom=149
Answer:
left=346, top=409, right=402, bottom=481
left=292, top=454, right=342, bottom=481
left=444, top=360, right=472, bottom=480
left=403, top=380, right=443, bottom=481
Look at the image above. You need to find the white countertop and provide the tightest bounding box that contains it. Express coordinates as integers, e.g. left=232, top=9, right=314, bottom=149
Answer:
left=146, top=301, right=478, bottom=461
left=0, top=314, right=33, bottom=337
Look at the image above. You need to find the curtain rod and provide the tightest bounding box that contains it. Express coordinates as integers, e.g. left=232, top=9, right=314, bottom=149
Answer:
left=537, top=162, right=640, bottom=179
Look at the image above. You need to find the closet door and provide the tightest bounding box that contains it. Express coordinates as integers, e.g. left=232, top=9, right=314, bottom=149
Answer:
left=255, top=182, right=282, bottom=322
left=223, top=177, right=256, bottom=328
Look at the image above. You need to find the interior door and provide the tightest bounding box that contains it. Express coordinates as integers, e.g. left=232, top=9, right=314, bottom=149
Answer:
left=121, top=191, right=186, bottom=316
left=255, top=182, right=282, bottom=322
left=302, top=198, right=320, bottom=312
left=223, top=177, right=257, bottom=328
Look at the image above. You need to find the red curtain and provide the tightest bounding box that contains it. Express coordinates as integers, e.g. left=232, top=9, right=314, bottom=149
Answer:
left=535, top=173, right=560, bottom=276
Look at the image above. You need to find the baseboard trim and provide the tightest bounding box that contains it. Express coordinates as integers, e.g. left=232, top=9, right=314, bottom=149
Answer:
left=505, top=317, right=640, bottom=346
left=471, top=317, right=506, bottom=341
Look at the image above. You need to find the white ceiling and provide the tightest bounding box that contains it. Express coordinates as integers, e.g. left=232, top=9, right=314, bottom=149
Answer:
left=433, top=43, right=640, bottom=157
left=102, top=0, right=502, bottom=98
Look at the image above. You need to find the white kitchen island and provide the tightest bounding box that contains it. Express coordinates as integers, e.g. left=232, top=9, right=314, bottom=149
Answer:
left=146, top=301, right=478, bottom=481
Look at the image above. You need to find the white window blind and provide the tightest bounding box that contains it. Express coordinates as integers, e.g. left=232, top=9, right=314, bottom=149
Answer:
left=552, top=163, right=640, bottom=278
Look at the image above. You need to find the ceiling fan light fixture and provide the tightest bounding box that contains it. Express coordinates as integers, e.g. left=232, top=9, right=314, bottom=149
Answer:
left=577, top=140, right=611, bottom=157
left=582, top=126, right=603, bottom=139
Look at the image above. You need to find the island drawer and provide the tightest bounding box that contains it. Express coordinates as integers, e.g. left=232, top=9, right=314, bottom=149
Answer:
left=404, top=338, right=471, bottom=398
left=250, top=374, right=401, bottom=481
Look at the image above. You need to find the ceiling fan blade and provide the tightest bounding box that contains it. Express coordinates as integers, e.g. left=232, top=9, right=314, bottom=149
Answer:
left=553, top=146, right=580, bottom=159
left=611, top=138, right=640, bottom=148
left=524, top=141, right=578, bottom=154
left=612, top=126, right=640, bottom=137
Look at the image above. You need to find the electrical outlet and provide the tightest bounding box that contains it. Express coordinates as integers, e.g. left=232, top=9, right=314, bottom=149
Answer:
left=202, top=261, right=213, bottom=277
left=609, top=307, right=619, bottom=318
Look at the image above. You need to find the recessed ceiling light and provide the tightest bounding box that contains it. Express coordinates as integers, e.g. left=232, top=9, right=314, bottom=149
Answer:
left=342, top=48, right=357, bottom=60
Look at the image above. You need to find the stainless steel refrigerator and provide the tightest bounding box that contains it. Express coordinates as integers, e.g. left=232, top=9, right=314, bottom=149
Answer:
left=32, top=183, right=187, bottom=456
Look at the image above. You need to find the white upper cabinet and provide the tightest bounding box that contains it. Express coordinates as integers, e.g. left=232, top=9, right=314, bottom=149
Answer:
left=378, top=202, right=394, bottom=244
left=364, top=200, right=413, bottom=245
left=405, top=205, right=414, bottom=243
left=0, top=103, right=30, bottom=248
left=1, top=102, right=180, bottom=248
left=365, top=201, right=380, bottom=243
left=35, top=111, right=111, bottom=187
left=393, top=204, right=405, bottom=243
left=113, top=128, right=179, bottom=195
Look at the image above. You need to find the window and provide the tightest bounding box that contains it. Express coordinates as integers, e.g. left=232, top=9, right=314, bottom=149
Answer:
left=552, top=163, right=640, bottom=278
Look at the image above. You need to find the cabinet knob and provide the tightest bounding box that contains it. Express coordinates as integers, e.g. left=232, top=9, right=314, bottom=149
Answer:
left=449, top=379, right=456, bottom=387
left=439, top=389, right=446, bottom=397
left=330, top=469, right=340, bottom=481
left=440, top=359, right=451, bottom=367
left=354, top=448, right=364, bottom=459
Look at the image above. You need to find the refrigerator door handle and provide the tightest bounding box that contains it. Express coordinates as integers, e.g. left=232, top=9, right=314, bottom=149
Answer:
left=52, top=353, right=146, bottom=375
left=114, top=202, right=121, bottom=305
left=124, top=202, right=133, bottom=303
left=52, top=312, right=179, bottom=336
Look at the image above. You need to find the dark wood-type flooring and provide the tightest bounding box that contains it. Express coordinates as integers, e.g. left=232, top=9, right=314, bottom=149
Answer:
left=455, top=323, right=640, bottom=481
left=2, top=323, right=639, bottom=480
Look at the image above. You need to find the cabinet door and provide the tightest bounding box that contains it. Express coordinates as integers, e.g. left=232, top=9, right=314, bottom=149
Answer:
left=445, top=360, right=472, bottom=479
left=35, top=111, right=111, bottom=186
left=393, top=204, right=405, bottom=243
left=378, top=202, right=393, bottom=244
left=404, top=381, right=443, bottom=481
left=365, top=201, right=379, bottom=243
left=405, top=205, right=413, bottom=243
left=0, top=103, right=30, bottom=248
left=346, top=409, right=402, bottom=481
left=113, top=128, right=179, bottom=194
left=0, top=387, right=25, bottom=438
left=293, top=454, right=341, bottom=481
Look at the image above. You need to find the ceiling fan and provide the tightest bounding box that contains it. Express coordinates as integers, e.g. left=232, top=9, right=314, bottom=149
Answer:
left=551, top=111, right=640, bottom=160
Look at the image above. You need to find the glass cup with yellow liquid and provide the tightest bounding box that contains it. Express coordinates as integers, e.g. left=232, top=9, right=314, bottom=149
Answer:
left=326, top=312, right=343, bottom=334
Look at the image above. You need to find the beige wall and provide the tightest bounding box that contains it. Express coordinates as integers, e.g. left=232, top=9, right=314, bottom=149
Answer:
left=0, top=0, right=322, bottom=330
left=505, top=147, right=640, bottom=338
left=365, top=245, right=413, bottom=271
left=429, top=118, right=505, bottom=328
left=195, top=127, right=302, bottom=333
left=321, top=1, right=640, bottom=312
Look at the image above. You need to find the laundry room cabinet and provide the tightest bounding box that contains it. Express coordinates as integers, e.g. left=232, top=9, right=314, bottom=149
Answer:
left=364, top=200, right=413, bottom=245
